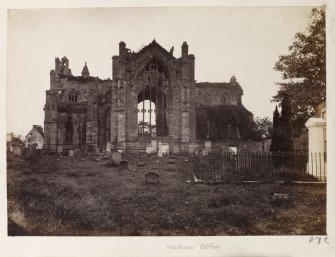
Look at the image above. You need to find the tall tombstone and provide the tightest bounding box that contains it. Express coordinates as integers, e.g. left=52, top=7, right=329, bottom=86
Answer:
left=159, top=143, right=169, bottom=156
left=111, top=150, right=122, bottom=166
left=146, top=140, right=158, bottom=154
left=69, top=150, right=74, bottom=157
left=57, top=145, right=63, bottom=153
left=106, top=142, right=112, bottom=153
left=151, top=140, right=158, bottom=150
left=204, top=140, right=211, bottom=152
left=305, top=118, right=327, bottom=181
left=158, top=142, right=169, bottom=157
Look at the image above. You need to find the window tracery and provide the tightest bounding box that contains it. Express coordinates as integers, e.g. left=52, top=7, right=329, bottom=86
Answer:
left=136, top=58, right=170, bottom=137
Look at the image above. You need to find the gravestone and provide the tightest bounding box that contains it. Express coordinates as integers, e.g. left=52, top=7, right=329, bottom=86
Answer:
left=151, top=140, right=158, bottom=149
left=166, top=163, right=177, bottom=172
left=106, top=142, right=112, bottom=152
left=145, top=172, right=160, bottom=184
left=202, top=150, right=209, bottom=156
left=146, top=140, right=158, bottom=154
left=57, top=145, right=63, bottom=153
left=188, top=143, right=199, bottom=154
left=229, top=146, right=237, bottom=154
left=272, top=193, right=289, bottom=200
left=166, top=156, right=177, bottom=172
left=69, top=150, right=74, bottom=157
left=158, top=143, right=169, bottom=157
left=204, top=140, right=211, bottom=152
left=120, top=160, right=128, bottom=170
left=74, top=150, right=82, bottom=158
left=111, top=150, right=121, bottom=166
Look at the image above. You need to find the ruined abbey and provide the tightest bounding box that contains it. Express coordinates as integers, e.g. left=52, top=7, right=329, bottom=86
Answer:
left=43, top=40, right=252, bottom=153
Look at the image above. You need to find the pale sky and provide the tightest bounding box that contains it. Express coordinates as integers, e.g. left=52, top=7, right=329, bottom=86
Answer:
left=6, top=7, right=314, bottom=137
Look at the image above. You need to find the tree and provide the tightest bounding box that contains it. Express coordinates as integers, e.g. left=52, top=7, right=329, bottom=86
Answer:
left=195, top=105, right=259, bottom=141
left=270, top=96, right=294, bottom=152
left=278, top=94, right=293, bottom=151
left=270, top=106, right=280, bottom=151
left=254, top=117, right=273, bottom=140
left=273, top=7, right=325, bottom=136
left=138, top=121, right=156, bottom=136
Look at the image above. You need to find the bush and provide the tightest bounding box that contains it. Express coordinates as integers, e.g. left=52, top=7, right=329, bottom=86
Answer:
left=196, top=105, right=259, bottom=141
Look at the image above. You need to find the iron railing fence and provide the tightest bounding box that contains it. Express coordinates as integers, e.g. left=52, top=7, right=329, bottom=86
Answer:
left=193, top=151, right=326, bottom=183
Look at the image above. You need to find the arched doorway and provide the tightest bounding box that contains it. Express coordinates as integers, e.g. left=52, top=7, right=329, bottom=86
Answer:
left=136, top=58, right=170, bottom=137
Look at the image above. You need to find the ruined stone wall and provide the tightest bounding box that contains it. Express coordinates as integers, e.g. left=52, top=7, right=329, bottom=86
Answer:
left=44, top=42, right=251, bottom=153
left=44, top=58, right=112, bottom=153
left=195, top=82, right=242, bottom=106
left=109, top=40, right=196, bottom=152
left=43, top=90, right=59, bottom=152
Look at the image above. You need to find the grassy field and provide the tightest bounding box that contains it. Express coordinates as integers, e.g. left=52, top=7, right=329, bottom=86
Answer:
left=7, top=151, right=326, bottom=236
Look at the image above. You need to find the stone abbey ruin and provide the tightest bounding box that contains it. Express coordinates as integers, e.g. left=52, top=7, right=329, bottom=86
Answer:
left=43, top=40, right=256, bottom=154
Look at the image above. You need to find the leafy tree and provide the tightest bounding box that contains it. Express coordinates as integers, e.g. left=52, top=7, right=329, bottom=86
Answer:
left=138, top=121, right=156, bottom=135
left=270, top=96, right=294, bottom=152
left=254, top=117, right=273, bottom=140
left=196, top=108, right=209, bottom=140
left=195, top=105, right=260, bottom=141
left=273, top=7, right=325, bottom=136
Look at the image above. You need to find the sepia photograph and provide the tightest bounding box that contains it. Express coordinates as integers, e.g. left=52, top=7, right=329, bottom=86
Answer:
left=2, top=0, right=335, bottom=256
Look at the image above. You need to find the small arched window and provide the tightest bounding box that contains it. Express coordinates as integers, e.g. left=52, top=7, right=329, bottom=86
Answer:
left=69, top=93, right=78, bottom=102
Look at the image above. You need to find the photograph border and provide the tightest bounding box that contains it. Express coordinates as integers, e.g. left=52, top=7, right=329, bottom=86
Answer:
left=1, top=0, right=334, bottom=256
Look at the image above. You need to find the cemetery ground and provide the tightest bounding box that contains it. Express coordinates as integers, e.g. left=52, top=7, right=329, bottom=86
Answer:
left=7, top=151, right=326, bottom=236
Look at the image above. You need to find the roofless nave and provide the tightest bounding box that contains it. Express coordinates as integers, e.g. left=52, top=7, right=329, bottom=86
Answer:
left=43, top=40, right=251, bottom=154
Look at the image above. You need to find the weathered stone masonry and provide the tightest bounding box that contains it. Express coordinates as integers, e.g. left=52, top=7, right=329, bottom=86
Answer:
left=43, top=40, right=247, bottom=153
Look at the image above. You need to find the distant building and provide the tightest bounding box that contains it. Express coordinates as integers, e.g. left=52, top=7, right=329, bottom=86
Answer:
left=25, top=125, right=44, bottom=149
left=6, top=133, right=24, bottom=155
left=6, top=133, right=12, bottom=150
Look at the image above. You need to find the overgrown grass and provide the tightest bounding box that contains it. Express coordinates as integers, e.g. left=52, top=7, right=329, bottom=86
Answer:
left=7, top=152, right=326, bottom=236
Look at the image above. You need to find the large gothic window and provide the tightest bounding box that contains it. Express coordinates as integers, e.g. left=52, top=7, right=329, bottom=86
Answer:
left=137, top=59, right=169, bottom=137
left=138, top=100, right=156, bottom=136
